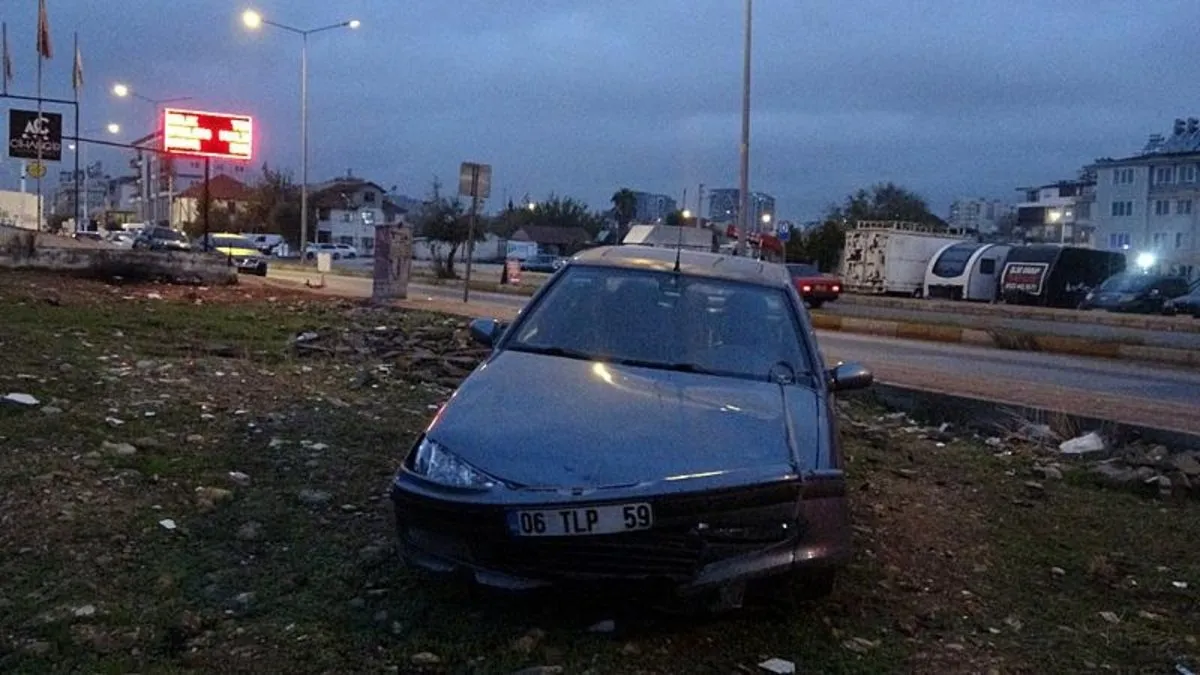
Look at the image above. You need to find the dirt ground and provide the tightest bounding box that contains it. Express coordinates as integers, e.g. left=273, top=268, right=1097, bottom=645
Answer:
left=1, top=269, right=1198, bottom=674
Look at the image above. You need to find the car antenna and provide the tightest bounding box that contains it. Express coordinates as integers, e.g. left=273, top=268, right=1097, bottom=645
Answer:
left=673, top=222, right=684, bottom=273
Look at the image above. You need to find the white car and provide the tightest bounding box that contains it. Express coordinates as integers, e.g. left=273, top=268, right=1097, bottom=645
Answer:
left=332, top=243, right=359, bottom=258
left=304, top=243, right=358, bottom=260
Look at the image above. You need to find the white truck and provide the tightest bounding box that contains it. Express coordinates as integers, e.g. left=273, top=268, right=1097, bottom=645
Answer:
left=840, top=221, right=971, bottom=296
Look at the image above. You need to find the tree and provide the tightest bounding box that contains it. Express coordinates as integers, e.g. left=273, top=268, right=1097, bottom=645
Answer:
left=828, top=182, right=945, bottom=227
left=496, top=194, right=606, bottom=240
left=785, top=221, right=845, bottom=272
left=413, top=177, right=480, bottom=279
left=610, top=188, right=637, bottom=245
left=664, top=209, right=697, bottom=227
left=245, top=163, right=307, bottom=246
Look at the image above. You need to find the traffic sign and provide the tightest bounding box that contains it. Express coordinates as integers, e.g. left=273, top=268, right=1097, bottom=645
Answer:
left=458, top=162, right=492, bottom=199
left=27, top=161, right=46, bottom=179
left=777, top=222, right=791, bottom=241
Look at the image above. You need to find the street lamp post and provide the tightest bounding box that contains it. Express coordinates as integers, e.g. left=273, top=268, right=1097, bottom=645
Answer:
left=69, top=123, right=121, bottom=230
left=112, top=84, right=193, bottom=225
left=736, top=0, right=752, bottom=256
left=242, top=9, right=360, bottom=261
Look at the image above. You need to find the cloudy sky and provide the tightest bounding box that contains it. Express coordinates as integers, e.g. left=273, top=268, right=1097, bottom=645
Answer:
left=3, top=0, right=1200, bottom=220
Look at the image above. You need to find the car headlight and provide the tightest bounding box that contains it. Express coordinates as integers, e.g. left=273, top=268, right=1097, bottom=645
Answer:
left=1085, top=291, right=1094, bottom=301
left=409, top=437, right=495, bottom=489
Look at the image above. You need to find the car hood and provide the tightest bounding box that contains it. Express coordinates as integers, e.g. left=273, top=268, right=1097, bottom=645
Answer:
left=428, top=351, right=819, bottom=488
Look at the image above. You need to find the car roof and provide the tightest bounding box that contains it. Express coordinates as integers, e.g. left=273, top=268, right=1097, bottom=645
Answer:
left=571, top=245, right=791, bottom=287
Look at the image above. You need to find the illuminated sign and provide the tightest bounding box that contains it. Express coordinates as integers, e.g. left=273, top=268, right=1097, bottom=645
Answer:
left=162, top=108, right=253, bottom=160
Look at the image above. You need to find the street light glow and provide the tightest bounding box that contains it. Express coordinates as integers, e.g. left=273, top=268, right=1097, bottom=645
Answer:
left=348, top=19, right=361, bottom=29
left=761, top=213, right=772, bottom=224
left=112, top=83, right=129, bottom=97
left=682, top=209, right=692, bottom=219
left=106, top=123, right=120, bottom=134
left=242, top=9, right=263, bottom=29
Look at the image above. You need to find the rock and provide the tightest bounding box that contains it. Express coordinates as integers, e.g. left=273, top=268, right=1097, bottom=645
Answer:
left=195, top=487, right=233, bottom=507
left=40, top=405, right=63, bottom=415
left=510, top=668, right=563, bottom=675
left=135, top=360, right=157, bottom=370
left=348, top=597, right=366, bottom=609
left=759, top=658, right=796, bottom=674
left=1035, top=465, right=1064, bottom=480
left=358, top=544, right=390, bottom=567
left=298, top=489, right=332, bottom=506
left=620, top=642, right=641, bottom=655
left=587, top=619, right=615, bottom=633
left=985, top=437, right=1003, bottom=447
left=1138, top=610, right=1164, bottom=621
left=373, top=610, right=389, bottom=623
left=233, top=592, right=255, bottom=608
left=1091, top=463, right=1137, bottom=487
left=1051, top=567, right=1066, bottom=577
left=1154, top=475, right=1173, bottom=498
left=101, top=441, right=138, bottom=457
left=227, top=471, right=251, bottom=486
left=72, top=604, right=97, bottom=618
left=1099, top=611, right=1120, bottom=624
left=1171, top=453, right=1200, bottom=477
left=235, top=521, right=263, bottom=541
left=23, top=641, right=51, bottom=655
left=2, top=392, right=40, bottom=406
left=134, top=436, right=163, bottom=450
left=1023, top=480, right=1045, bottom=492
left=511, top=628, right=545, bottom=653
left=186, top=434, right=205, bottom=444
left=1060, top=431, right=1106, bottom=455
left=410, top=652, right=441, bottom=666
left=159, top=518, right=178, bottom=530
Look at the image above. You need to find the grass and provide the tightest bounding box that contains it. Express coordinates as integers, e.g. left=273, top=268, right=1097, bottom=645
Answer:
left=0, top=269, right=1197, bottom=674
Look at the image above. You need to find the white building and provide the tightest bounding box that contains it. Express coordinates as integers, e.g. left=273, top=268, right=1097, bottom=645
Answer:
left=1087, top=117, right=1200, bottom=280
left=947, top=197, right=1012, bottom=234
left=1013, top=180, right=1094, bottom=245
left=310, top=176, right=407, bottom=255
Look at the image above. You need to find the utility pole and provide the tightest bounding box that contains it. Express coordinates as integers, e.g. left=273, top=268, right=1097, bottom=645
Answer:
left=697, top=183, right=705, bottom=227
left=736, top=0, right=752, bottom=256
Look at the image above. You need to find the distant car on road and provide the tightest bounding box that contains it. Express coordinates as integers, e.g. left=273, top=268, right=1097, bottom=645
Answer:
left=195, top=233, right=269, bottom=276
left=1080, top=273, right=1191, bottom=314
left=786, top=262, right=842, bottom=309
left=520, top=254, right=565, bottom=273
left=132, top=226, right=192, bottom=252
left=390, top=245, right=872, bottom=605
left=304, top=243, right=351, bottom=261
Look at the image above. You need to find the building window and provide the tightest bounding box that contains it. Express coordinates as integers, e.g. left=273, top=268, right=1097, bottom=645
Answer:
left=1113, top=168, right=1135, bottom=185
left=1153, top=232, right=1169, bottom=246
left=1155, top=200, right=1171, bottom=216
left=1178, top=199, right=1193, bottom=215
left=318, top=208, right=331, bottom=221
left=1110, top=201, right=1133, bottom=217
left=1108, top=232, right=1131, bottom=249
left=363, top=191, right=376, bottom=203
left=1178, top=232, right=1186, bottom=249
left=342, top=212, right=351, bottom=222
left=1154, top=166, right=1175, bottom=185
left=1181, top=165, right=1197, bottom=183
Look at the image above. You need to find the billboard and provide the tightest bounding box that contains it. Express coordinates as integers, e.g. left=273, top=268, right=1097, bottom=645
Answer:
left=162, top=108, right=252, bottom=161
left=8, top=109, right=63, bottom=161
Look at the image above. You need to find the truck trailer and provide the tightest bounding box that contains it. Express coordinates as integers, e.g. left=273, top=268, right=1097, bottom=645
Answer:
left=840, top=221, right=971, bottom=296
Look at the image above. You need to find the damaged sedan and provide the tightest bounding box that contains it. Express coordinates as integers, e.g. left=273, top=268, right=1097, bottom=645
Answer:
left=390, top=245, right=872, bottom=605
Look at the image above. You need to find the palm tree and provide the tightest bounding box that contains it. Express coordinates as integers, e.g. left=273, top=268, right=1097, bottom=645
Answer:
left=610, top=188, right=637, bottom=245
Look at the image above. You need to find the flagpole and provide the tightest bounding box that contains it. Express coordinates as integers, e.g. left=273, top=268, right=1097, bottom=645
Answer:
left=36, top=25, right=43, bottom=233
left=73, top=32, right=81, bottom=234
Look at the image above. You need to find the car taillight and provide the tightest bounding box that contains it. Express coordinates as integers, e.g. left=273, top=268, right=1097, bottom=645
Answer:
left=832, top=285, right=840, bottom=292
left=802, top=285, right=812, bottom=292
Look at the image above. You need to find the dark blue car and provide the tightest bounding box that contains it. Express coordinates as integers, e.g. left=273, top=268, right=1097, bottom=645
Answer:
left=390, top=245, right=872, bottom=605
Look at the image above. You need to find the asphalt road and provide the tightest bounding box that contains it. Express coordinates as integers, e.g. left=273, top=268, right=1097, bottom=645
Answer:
left=266, top=268, right=1200, bottom=413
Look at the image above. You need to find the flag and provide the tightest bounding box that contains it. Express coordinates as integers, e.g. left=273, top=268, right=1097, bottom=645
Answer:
left=2, top=23, right=12, bottom=88
left=37, top=0, right=52, bottom=60
left=72, top=38, right=83, bottom=93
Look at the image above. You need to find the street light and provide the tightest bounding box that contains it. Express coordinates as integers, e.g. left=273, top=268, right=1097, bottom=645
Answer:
left=242, top=8, right=361, bottom=261
left=736, top=0, right=753, bottom=256
left=112, top=83, right=195, bottom=225
left=69, top=124, right=122, bottom=230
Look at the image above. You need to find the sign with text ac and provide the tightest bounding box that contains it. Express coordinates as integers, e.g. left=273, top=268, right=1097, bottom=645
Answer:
left=161, top=108, right=253, bottom=161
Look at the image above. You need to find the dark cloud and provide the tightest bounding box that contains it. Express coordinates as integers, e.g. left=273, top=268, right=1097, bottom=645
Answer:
left=4, top=0, right=1199, bottom=218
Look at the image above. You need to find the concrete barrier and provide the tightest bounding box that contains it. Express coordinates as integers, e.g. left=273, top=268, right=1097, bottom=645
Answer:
left=0, top=245, right=238, bottom=286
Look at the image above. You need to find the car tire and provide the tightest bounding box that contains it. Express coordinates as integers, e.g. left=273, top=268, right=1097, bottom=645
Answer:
left=255, top=263, right=268, bottom=277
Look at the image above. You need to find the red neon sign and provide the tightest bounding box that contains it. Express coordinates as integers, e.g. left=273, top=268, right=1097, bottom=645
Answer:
left=162, top=108, right=253, bottom=161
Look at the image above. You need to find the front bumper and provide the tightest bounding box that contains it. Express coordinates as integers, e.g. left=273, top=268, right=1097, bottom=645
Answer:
left=390, top=477, right=849, bottom=594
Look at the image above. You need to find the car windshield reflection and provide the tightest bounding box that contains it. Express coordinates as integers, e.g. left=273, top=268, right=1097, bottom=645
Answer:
left=504, top=266, right=811, bottom=382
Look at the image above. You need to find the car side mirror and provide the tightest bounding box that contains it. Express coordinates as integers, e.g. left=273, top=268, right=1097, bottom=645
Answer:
left=468, top=318, right=503, bottom=348
left=827, top=362, right=873, bottom=392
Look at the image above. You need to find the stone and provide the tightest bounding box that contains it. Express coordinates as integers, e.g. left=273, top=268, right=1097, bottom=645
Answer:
left=101, top=441, right=137, bottom=457
left=298, top=489, right=332, bottom=506
left=411, top=652, right=441, bottom=666
left=587, top=619, right=615, bottom=633
left=759, top=658, right=796, bottom=674
left=195, top=487, right=233, bottom=505
left=1091, top=463, right=1136, bottom=487
left=511, top=628, right=545, bottom=654
left=40, top=405, right=63, bottom=415
left=186, top=434, right=205, bottom=444
left=235, top=521, right=263, bottom=541
left=1170, top=453, right=1200, bottom=477
left=1060, top=432, right=1106, bottom=455
left=1035, top=465, right=1064, bottom=480
left=227, top=471, right=251, bottom=486
left=1099, top=611, right=1120, bottom=624
left=348, top=597, right=366, bottom=609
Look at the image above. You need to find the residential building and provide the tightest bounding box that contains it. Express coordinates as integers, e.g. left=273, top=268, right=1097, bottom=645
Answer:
left=947, top=197, right=1012, bottom=234
left=1012, top=180, right=1094, bottom=245
left=509, top=225, right=592, bottom=256
left=310, top=175, right=406, bottom=254
left=1088, top=117, right=1200, bottom=280
left=172, top=174, right=254, bottom=226
left=706, top=188, right=776, bottom=232
left=125, top=130, right=249, bottom=226
left=630, top=191, right=677, bottom=223
left=51, top=161, right=112, bottom=227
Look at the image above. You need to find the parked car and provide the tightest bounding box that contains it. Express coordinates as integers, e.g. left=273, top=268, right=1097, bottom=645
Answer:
left=786, top=262, right=842, bottom=309
left=132, top=226, right=192, bottom=252
left=1080, top=273, right=1191, bottom=314
left=304, top=243, right=345, bottom=260
left=195, top=233, right=269, bottom=276
left=520, top=254, right=566, bottom=273
left=389, top=245, right=872, bottom=604
left=105, top=231, right=136, bottom=249
left=1163, top=285, right=1200, bottom=318
left=250, top=233, right=287, bottom=257
left=332, top=243, right=359, bottom=259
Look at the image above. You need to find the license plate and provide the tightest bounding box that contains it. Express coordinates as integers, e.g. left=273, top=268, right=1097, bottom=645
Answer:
left=814, top=284, right=827, bottom=292
left=508, top=503, right=653, bottom=537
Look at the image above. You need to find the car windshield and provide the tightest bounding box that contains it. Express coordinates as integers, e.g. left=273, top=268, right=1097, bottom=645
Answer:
left=154, top=229, right=186, bottom=242
left=786, top=263, right=819, bottom=277
left=213, top=236, right=257, bottom=249
left=1099, top=273, right=1154, bottom=292
left=505, top=265, right=812, bottom=382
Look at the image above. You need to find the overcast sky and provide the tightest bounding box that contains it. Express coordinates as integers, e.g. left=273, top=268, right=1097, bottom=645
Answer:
left=3, top=0, right=1199, bottom=220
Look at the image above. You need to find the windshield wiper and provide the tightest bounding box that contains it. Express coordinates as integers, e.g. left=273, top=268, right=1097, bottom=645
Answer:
left=506, top=344, right=598, bottom=361
left=610, top=358, right=715, bottom=375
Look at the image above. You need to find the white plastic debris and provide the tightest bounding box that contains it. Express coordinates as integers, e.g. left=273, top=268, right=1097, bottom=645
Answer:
left=759, top=658, right=796, bottom=674
left=1173, top=581, right=1189, bottom=589
left=1059, top=431, right=1106, bottom=455
left=2, top=393, right=40, bottom=406
left=159, top=519, right=177, bottom=531
left=228, top=471, right=251, bottom=486
left=104, top=416, right=125, bottom=427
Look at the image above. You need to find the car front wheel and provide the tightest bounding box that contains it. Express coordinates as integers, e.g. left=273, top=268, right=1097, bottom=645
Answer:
left=255, top=263, right=268, bottom=277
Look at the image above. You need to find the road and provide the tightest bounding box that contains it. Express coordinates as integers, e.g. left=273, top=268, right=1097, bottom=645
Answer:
left=266, top=268, right=1200, bottom=432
